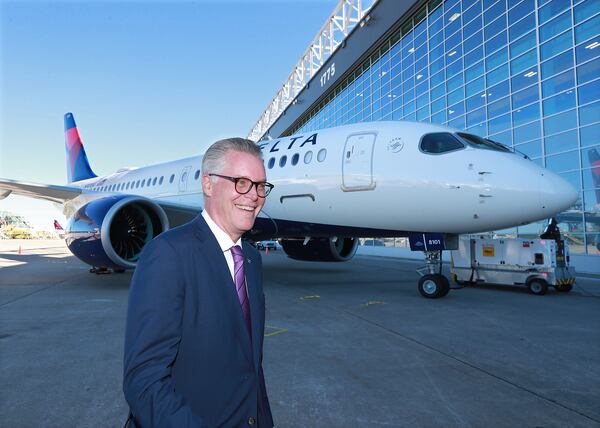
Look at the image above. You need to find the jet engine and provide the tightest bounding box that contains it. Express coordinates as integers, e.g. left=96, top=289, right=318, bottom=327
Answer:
left=65, top=195, right=169, bottom=269
left=280, top=237, right=358, bottom=262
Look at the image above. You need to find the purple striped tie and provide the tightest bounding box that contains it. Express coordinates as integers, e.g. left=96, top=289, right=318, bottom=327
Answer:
left=231, top=245, right=251, bottom=336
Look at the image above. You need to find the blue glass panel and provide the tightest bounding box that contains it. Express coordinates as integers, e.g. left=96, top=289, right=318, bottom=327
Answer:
left=540, top=30, right=573, bottom=61
left=488, top=96, right=511, bottom=118
left=508, top=0, right=534, bottom=25
left=509, top=13, right=535, bottom=41
left=448, top=86, right=464, bottom=105
left=417, top=105, right=430, bottom=120
left=575, top=15, right=600, bottom=43
left=546, top=150, right=580, bottom=172
left=580, top=101, right=600, bottom=126
left=515, top=139, right=542, bottom=158
left=466, top=76, right=485, bottom=96
left=416, top=93, right=429, bottom=108
left=448, top=115, right=466, bottom=129
left=447, top=57, right=464, bottom=77
left=467, top=91, right=487, bottom=110
left=467, top=106, right=487, bottom=125
left=446, top=31, right=462, bottom=52
left=514, top=120, right=541, bottom=143
left=429, top=29, right=445, bottom=48
left=485, top=30, right=507, bottom=54
left=431, top=96, right=446, bottom=113
left=466, top=60, right=485, bottom=82
left=511, top=67, right=539, bottom=91
left=575, top=0, right=600, bottom=25
left=464, top=16, right=483, bottom=39
left=485, top=15, right=507, bottom=41
left=577, top=79, right=600, bottom=104
left=464, top=30, right=483, bottom=54
left=511, top=49, right=537, bottom=75
left=544, top=109, right=577, bottom=134
left=415, top=55, right=428, bottom=72
left=464, top=1, right=483, bottom=24
left=580, top=123, right=600, bottom=147
left=486, top=47, right=508, bottom=70
left=483, top=0, right=499, bottom=10
left=485, top=1, right=506, bottom=25
left=448, top=100, right=465, bottom=117
left=404, top=99, right=416, bottom=113
left=446, top=20, right=462, bottom=39
left=540, top=11, right=572, bottom=43
left=415, top=43, right=428, bottom=60
left=541, top=50, right=573, bottom=78
left=488, top=79, right=510, bottom=99
left=404, top=112, right=417, bottom=121
left=489, top=129, right=513, bottom=146
left=510, top=30, right=536, bottom=58
left=543, top=90, right=576, bottom=115
left=431, top=82, right=446, bottom=100
left=431, top=69, right=445, bottom=87
left=514, top=103, right=540, bottom=126
left=539, top=0, right=571, bottom=25
left=542, top=69, right=575, bottom=97
left=577, top=57, right=600, bottom=84
left=545, top=129, right=579, bottom=154
left=447, top=73, right=464, bottom=91
left=464, top=46, right=484, bottom=70
left=415, top=79, right=429, bottom=95
left=488, top=113, right=512, bottom=134
left=429, top=3, right=443, bottom=22
left=430, top=57, right=445, bottom=74
left=576, top=38, right=600, bottom=64
left=487, top=64, right=509, bottom=86
left=431, top=110, right=447, bottom=123
left=512, top=85, right=539, bottom=109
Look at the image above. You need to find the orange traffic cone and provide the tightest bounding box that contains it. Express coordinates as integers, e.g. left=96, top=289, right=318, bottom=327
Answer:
left=265, top=247, right=269, bottom=255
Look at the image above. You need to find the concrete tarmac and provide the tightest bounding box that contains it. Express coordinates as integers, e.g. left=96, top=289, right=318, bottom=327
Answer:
left=1, top=240, right=599, bottom=427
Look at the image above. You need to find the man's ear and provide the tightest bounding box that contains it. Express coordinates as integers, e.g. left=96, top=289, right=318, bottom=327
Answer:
left=201, top=175, right=213, bottom=197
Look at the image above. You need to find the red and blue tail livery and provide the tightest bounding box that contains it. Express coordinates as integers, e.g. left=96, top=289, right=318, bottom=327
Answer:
left=64, top=112, right=96, bottom=183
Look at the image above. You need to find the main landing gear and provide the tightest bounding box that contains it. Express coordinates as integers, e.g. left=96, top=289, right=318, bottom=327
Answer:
left=417, top=250, right=451, bottom=298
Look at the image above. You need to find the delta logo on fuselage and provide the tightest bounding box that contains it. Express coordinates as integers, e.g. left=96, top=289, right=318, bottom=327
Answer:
left=258, top=133, right=318, bottom=153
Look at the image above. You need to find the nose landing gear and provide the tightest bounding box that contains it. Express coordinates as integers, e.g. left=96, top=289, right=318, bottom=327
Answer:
left=417, top=250, right=450, bottom=298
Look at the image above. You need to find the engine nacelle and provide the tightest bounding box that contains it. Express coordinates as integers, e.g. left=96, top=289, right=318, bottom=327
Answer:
left=65, top=195, right=169, bottom=269
left=280, top=237, right=358, bottom=262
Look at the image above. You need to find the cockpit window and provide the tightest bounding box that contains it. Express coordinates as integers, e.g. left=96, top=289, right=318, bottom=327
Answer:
left=420, top=133, right=465, bottom=154
left=456, top=132, right=512, bottom=152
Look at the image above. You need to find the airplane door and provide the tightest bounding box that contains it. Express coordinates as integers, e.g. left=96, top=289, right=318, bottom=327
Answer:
left=179, top=166, right=191, bottom=193
left=342, top=132, right=376, bottom=191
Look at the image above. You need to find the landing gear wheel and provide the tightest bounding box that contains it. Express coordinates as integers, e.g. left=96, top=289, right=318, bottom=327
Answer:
left=418, top=274, right=450, bottom=298
left=555, top=283, right=573, bottom=292
left=527, top=278, right=548, bottom=295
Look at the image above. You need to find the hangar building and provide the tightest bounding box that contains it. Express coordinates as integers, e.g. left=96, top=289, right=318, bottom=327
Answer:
left=249, top=0, right=600, bottom=267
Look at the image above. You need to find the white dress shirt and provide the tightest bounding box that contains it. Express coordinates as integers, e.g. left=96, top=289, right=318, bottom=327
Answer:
left=201, top=210, right=242, bottom=282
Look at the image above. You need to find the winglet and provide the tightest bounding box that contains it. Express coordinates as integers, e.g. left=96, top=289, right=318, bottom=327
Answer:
left=64, top=112, right=97, bottom=183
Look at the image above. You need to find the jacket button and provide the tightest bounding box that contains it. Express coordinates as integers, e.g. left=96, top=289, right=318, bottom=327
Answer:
left=247, top=417, right=256, bottom=425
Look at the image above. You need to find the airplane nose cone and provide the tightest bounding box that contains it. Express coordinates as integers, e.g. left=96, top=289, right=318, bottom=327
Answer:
left=539, top=171, right=578, bottom=214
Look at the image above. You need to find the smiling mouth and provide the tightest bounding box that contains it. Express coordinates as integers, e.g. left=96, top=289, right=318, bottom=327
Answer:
left=235, top=204, right=256, bottom=212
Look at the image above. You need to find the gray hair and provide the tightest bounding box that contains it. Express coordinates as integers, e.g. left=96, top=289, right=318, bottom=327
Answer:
left=201, top=138, right=263, bottom=176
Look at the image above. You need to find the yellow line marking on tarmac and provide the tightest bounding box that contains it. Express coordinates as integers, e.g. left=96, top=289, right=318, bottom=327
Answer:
left=300, top=295, right=320, bottom=300
left=362, top=300, right=385, bottom=306
left=264, top=325, right=288, bottom=337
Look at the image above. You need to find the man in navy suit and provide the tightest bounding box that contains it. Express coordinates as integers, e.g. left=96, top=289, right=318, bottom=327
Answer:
left=123, top=138, right=275, bottom=427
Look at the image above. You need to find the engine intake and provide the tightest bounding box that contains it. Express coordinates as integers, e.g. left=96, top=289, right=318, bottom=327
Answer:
left=66, top=195, right=169, bottom=269
left=280, top=237, right=358, bottom=262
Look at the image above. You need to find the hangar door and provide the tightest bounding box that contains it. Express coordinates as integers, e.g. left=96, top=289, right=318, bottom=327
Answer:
left=342, top=132, right=376, bottom=191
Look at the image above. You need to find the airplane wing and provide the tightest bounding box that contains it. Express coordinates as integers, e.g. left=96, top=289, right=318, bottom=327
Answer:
left=0, top=178, right=82, bottom=204
left=155, top=200, right=200, bottom=227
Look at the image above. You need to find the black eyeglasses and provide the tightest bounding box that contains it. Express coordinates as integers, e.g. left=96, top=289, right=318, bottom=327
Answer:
left=208, top=174, right=274, bottom=197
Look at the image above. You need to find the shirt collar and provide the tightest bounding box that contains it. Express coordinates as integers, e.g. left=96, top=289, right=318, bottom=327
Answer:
left=201, top=210, right=242, bottom=252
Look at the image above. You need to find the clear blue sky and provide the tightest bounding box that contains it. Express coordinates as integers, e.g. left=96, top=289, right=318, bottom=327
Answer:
left=0, top=0, right=338, bottom=229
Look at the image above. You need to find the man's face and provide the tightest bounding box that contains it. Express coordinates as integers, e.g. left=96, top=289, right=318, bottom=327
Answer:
left=202, top=150, right=266, bottom=242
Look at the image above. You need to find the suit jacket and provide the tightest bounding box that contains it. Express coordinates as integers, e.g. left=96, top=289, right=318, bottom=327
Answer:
left=123, top=215, right=273, bottom=427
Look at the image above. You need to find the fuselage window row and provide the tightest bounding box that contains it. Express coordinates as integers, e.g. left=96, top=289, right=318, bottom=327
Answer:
left=265, top=149, right=327, bottom=169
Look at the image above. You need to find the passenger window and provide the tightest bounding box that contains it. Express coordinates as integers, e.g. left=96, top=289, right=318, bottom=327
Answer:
left=291, top=153, right=299, bottom=165
left=279, top=155, right=287, bottom=167
left=304, top=151, right=313, bottom=164
left=141, top=180, right=145, bottom=188
left=153, top=177, right=157, bottom=186
left=194, top=170, right=200, bottom=180
left=317, top=149, right=327, bottom=162
left=268, top=158, right=275, bottom=169
left=159, top=176, right=164, bottom=185
left=136, top=180, right=140, bottom=188
left=420, top=133, right=465, bottom=154
left=169, top=174, right=175, bottom=184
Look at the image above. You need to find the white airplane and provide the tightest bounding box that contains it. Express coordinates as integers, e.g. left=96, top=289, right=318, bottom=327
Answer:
left=0, top=113, right=577, bottom=298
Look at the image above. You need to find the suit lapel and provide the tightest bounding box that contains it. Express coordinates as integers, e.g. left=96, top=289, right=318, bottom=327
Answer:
left=243, top=243, right=261, bottom=372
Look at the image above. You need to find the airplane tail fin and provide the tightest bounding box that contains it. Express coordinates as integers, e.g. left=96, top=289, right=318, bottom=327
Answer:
left=64, top=112, right=97, bottom=183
